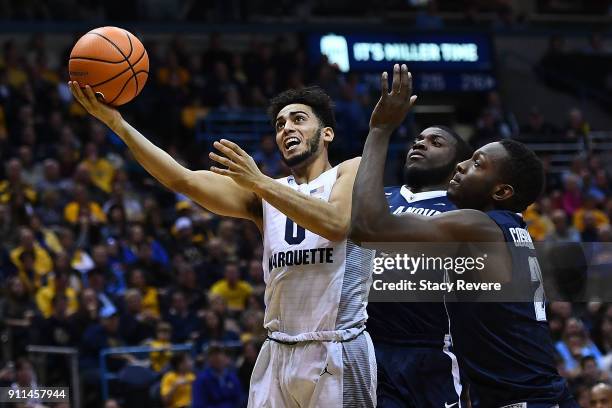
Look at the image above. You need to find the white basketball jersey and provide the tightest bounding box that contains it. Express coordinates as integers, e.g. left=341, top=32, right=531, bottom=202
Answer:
left=262, top=165, right=374, bottom=343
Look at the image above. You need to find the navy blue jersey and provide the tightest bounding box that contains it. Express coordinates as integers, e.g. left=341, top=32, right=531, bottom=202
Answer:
left=449, top=210, right=571, bottom=406
left=367, top=186, right=456, bottom=347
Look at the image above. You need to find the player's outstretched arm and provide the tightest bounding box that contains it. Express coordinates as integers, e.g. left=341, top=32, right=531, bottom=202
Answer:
left=350, top=65, right=498, bottom=243
left=209, top=138, right=360, bottom=242
left=69, top=82, right=261, bottom=225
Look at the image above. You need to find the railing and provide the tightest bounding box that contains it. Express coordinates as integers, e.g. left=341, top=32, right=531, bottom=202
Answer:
left=524, top=131, right=612, bottom=173
left=100, top=341, right=243, bottom=401
left=26, top=345, right=80, bottom=408
left=196, top=109, right=270, bottom=144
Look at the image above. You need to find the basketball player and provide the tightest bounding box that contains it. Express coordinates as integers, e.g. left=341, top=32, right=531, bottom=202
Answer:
left=369, top=126, right=472, bottom=408
left=350, top=64, right=577, bottom=407
left=69, top=82, right=376, bottom=408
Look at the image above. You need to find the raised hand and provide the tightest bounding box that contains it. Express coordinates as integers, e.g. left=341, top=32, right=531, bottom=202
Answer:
left=209, top=139, right=267, bottom=190
left=369, top=64, right=418, bottom=131
left=68, top=81, right=122, bottom=128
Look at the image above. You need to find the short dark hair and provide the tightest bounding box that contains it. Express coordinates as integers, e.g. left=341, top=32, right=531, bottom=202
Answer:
left=433, top=125, right=473, bottom=163
left=169, top=353, right=188, bottom=371
left=268, top=86, right=336, bottom=129
left=498, top=139, right=545, bottom=212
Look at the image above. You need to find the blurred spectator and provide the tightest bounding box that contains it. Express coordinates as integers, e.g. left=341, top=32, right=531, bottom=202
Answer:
left=160, top=353, right=195, bottom=408
left=573, top=195, right=610, bottom=235
left=35, top=269, right=79, bottom=318
left=128, top=268, right=160, bottom=319
left=556, top=317, right=604, bottom=377
left=192, top=346, right=243, bottom=408
left=147, top=321, right=173, bottom=373
left=210, top=263, right=253, bottom=313
left=252, top=134, right=282, bottom=177
left=63, top=183, right=107, bottom=227
left=0, top=158, right=36, bottom=205
left=10, top=226, right=53, bottom=290
left=590, top=383, right=612, bottom=408
left=165, top=290, right=199, bottom=343
left=579, top=355, right=608, bottom=387
left=0, top=277, right=37, bottom=357
left=104, top=399, right=121, bottom=408
left=119, top=288, right=156, bottom=345
left=562, top=174, right=583, bottom=217
left=194, top=308, right=240, bottom=349
left=520, top=107, right=557, bottom=139
left=565, top=108, right=591, bottom=148
left=237, top=341, right=258, bottom=395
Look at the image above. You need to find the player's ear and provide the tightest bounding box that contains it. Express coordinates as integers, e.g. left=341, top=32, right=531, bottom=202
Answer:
left=492, top=183, right=514, bottom=202
left=322, top=127, right=334, bottom=144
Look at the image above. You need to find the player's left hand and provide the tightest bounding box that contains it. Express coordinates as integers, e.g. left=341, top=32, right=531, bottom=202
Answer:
left=209, top=139, right=267, bottom=190
left=370, top=63, right=418, bottom=131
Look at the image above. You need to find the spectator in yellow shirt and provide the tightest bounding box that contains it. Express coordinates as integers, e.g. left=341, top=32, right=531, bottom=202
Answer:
left=81, top=142, right=116, bottom=194
left=35, top=270, right=79, bottom=318
left=10, top=227, right=53, bottom=291
left=160, top=353, right=195, bottom=408
left=63, top=183, right=107, bottom=225
left=210, top=262, right=253, bottom=312
left=147, top=321, right=173, bottom=372
left=128, top=268, right=160, bottom=319
left=0, top=158, right=36, bottom=204
left=573, top=195, right=610, bottom=233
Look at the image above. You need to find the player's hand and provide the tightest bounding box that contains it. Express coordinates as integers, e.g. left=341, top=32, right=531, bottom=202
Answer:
left=369, top=64, right=417, bottom=132
left=68, top=81, right=122, bottom=128
left=209, top=139, right=268, bottom=190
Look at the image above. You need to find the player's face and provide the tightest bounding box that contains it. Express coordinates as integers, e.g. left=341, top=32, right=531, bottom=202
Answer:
left=274, top=104, right=325, bottom=168
left=447, top=142, right=509, bottom=210
left=404, top=127, right=458, bottom=188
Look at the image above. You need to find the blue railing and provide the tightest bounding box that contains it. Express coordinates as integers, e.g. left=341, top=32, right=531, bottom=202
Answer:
left=99, top=341, right=244, bottom=401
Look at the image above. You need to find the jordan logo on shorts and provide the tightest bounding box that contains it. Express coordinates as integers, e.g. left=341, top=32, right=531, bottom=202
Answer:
left=319, top=364, right=332, bottom=377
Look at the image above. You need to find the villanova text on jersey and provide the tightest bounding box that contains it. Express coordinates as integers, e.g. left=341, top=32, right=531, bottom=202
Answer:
left=367, top=186, right=456, bottom=347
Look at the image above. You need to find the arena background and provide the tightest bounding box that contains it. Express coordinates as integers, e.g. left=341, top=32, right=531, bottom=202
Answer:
left=0, top=1, right=611, bottom=407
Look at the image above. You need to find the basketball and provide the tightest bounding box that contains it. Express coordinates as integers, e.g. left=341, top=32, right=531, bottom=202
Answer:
left=68, top=26, right=149, bottom=106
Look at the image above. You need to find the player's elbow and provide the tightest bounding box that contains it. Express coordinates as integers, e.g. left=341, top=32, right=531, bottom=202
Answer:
left=322, top=219, right=350, bottom=242
left=169, top=169, right=196, bottom=195
left=349, top=218, right=376, bottom=243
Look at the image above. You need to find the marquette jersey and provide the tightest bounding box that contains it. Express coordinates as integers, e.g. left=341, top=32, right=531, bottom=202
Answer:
left=449, top=211, right=572, bottom=406
left=367, top=186, right=455, bottom=347
left=262, top=165, right=374, bottom=343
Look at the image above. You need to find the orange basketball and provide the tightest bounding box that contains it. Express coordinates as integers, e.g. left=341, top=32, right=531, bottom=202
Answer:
left=68, top=26, right=149, bottom=106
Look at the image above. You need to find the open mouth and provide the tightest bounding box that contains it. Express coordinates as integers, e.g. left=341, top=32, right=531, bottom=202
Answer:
left=409, top=151, right=425, bottom=160
left=284, top=137, right=301, bottom=152
left=450, top=175, right=461, bottom=185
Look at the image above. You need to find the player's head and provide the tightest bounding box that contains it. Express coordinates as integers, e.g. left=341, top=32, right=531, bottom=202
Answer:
left=447, top=139, right=544, bottom=212
left=403, top=126, right=472, bottom=190
left=268, top=86, right=336, bottom=169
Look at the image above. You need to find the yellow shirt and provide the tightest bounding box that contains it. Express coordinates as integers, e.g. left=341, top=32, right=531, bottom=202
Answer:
left=523, top=205, right=553, bottom=242
left=160, top=371, right=195, bottom=408
left=210, top=280, right=253, bottom=311
left=10, top=244, right=53, bottom=290
left=141, top=287, right=160, bottom=318
left=573, top=208, right=609, bottom=233
left=64, top=201, right=107, bottom=224
left=148, top=339, right=172, bottom=372
left=35, top=285, right=79, bottom=318
left=82, top=158, right=115, bottom=193
left=0, top=180, right=37, bottom=204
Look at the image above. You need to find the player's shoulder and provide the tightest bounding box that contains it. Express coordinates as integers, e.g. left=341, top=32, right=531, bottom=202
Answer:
left=435, top=209, right=503, bottom=241
left=337, top=156, right=361, bottom=175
